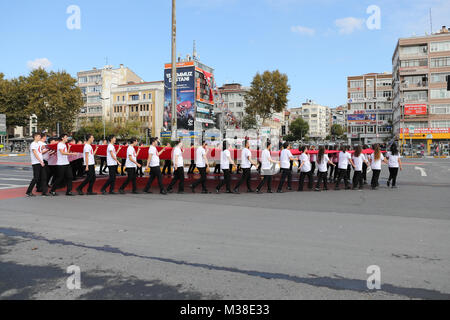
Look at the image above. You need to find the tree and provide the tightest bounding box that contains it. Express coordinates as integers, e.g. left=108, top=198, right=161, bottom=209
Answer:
left=289, top=118, right=309, bottom=141
left=74, top=120, right=142, bottom=142
left=241, top=113, right=257, bottom=131
left=0, top=73, right=32, bottom=128
left=331, top=124, right=344, bottom=138
left=244, top=70, right=290, bottom=126
left=25, top=68, right=83, bottom=133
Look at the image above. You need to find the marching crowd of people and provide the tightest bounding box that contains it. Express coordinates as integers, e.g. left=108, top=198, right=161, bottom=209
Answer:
left=26, top=132, right=403, bottom=197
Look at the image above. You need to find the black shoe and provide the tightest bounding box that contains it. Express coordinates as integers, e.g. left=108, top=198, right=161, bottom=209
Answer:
left=177, top=191, right=185, bottom=194
left=247, top=189, right=255, bottom=193
left=298, top=189, right=303, bottom=192
left=190, top=185, right=195, bottom=193
left=109, top=191, right=116, bottom=195
left=345, top=186, right=351, bottom=190
left=87, top=192, right=97, bottom=196
left=277, top=190, right=283, bottom=193
left=160, top=190, right=167, bottom=195
left=41, top=193, right=49, bottom=197
left=132, top=191, right=140, bottom=194
left=76, top=188, right=84, bottom=196
left=66, top=192, right=74, bottom=196
left=119, top=189, right=125, bottom=194
left=26, top=193, right=35, bottom=197
left=201, top=190, right=211, bottom=194
left=101, top=189, right=106, bottom=195
left=256, top=190, right=263, bottom=194
left=287, top=187, right=292, bottom=191
left=215, top=188, right=220, bottom=194
left=335, top=187, right=340, bottom=191
left=387, top=180, right=390, bottom=187
left=314, top=188, right=321, bottom=192
left=167, top=188, right=174, bottom=194
left=233, top=189, right=240, bottom=194
left=267, top=190, right=273, bottom=194
left=50, top=191, right=57, bottom=196
left=226, top=190, right=233, bottom=194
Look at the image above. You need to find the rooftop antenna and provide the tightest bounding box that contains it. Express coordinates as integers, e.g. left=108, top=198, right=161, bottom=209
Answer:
left=430, top=8, right=433, bottom=34
left=193, top=40, right=198, bottom=61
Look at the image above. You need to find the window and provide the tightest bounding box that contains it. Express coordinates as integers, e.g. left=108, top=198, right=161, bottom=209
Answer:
left=78, top=77, right=87, bottom=83
left=430, top=73, right=450, bottom=83
left=401, top=59, right=428, bottom=67
left=400, top=45, right=428, bottom=56
left=87, top=96, right=101, bottom=103
left=376, top=91, right=392, bottom=98
left=349, top=103, right=364, bottom=110
left=432, top=120, right=450, bottom=128
left=430, top=104, right=450, bottom=114
left=351, top=126, right=364, bottom=133
left=376, top=79, right=392, bottom=87
left=378, top=126, right=391, bottom=133
left=366, top=79, right=374, bottom=88
left=350, top=92, right=364, bottom=99
left=431, top=89, right=450, bottom=99
left=430, top=41, right=450, bottom=53
left=366, top=126, right=375, bottom=133
left=366, top=91, right=375, bottom=98
left=130, top=95, right=139, bottom=101
left=430, top=57, right=450, bottom=68
left=404, top=91, right=427, bottom=102
left=143, top=94, right=146, bottom=100
left=117, top=96, right=120, bottom=102
left=378, top=114, right=392, bottom=121
left=404, top=122, right=428, bottom=129
left=350, top=80, right=364, bottom=88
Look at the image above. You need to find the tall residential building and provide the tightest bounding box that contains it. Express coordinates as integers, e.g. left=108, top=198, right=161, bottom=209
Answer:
left=111, top=81, right=164, bottom=138
left=347, top=73, right=393, bottom=144
left=289, top=100, right=331, bottom=139
left=331, top=106, right=347, bottom=128
left=215, top=83, right=249, bottom=129
left=76, top=65, right=143, bottom=128
left=392, top=26, right=450, bottom=152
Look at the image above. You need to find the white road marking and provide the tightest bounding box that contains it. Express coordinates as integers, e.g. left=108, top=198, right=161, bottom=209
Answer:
left=415, top=166, right=427, bottom=177
left=0, top=184, right=24, bottom=190
left=0, top=177, right=31, bottom=182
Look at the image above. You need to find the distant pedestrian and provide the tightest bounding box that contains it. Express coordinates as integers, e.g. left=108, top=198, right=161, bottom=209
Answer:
left=256, top=141, right=279, bottom=194
left=190, top=141, right=210, bottom=194
left=369, top=144, right=387, bottom=190
left=26, top=133, right=48, bottom=197
left=315, top=146, right=335, bottom=191
left=233, top=139, right=258, bottom=194
left=216, top=141, right=235, bottom=194
left=119, top=138, right=141, bottom=194
left=386, top=144, right=402, bottom=188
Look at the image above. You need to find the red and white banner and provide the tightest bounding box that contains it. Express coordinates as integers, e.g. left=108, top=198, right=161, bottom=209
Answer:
left=404, top=104, right=427, bottom=115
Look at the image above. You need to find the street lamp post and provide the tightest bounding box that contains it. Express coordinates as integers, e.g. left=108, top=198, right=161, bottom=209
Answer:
left=171, top=0, right=177, bottom=141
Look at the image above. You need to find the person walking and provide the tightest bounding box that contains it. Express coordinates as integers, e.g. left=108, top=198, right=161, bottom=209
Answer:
left=335, top=146, right=355, bottom=190
left=233, top=140, right=258, bottom=194
left=190, top=141, right=210, bottom=194
left=315, top=146, right=335, bottom=191
left=26, top=133, right=48, bottom=197
left=369, top=144, right=387, bottom=190
left=162, top=142, right=172, bottom=175
left=352, top=146, right=368, bottom=190
left=144, top=138, right=167, bottom=194
left=50, top=134, right=78, bottom=196
left=188, top=143, right=196, bottom=174
left=298, top=146, right=314, bottom=192
left=277, top=142, right=297, bottom=193
left=386, top=144, right=402, bottom=189
left=100, top=135, right=122, bottom=195
left=76, top=134, right=99, bottom=195
left=216, top=141, right=235, bottom=194
left=256, top=141, right=279, bottom=194
left=119, top=138, right=141, bottom=194
left=167, top=140, right=185, bottom=194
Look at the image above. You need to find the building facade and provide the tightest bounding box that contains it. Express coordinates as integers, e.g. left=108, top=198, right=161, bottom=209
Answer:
left=392, top=26, right=450, bottom=153
left=289, top=100, right=331, bottom=139
left=76, top=65, right=143, bottom=128
left=111, top=81, right=164, bottom=138
left=347, top=73, right=393, bottom=145
left=215, top=83, right=249, bottom=130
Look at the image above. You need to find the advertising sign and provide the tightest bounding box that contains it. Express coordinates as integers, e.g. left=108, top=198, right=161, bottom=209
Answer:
left=0, top=114, right=6, bottom=136
left=405, top=104, right=427, bottom=115
left=164, top=64, right=196, bottom=131
left=347, top=114, right=377, bottom=122
left=401, top=128, right=450, bottom=134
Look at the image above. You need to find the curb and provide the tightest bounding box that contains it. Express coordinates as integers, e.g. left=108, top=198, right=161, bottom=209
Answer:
left=0, top=154, right=27, bottom=157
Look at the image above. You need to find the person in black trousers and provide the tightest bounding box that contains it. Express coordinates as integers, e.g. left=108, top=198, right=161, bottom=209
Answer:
left=76, top=134, right=98, bottom=195
left=216, top=141, right=235, bottom=193
left=120, top=142, right=128, bottom=176
left=101, top=135, right=122, bottom=195
left=50, top=134, right=77, bottom=196
left=315, top=146, right=335, bottom=191
left=298, top=145, right=314, bottom=192
left=26, top=133, right=48, bottom=197
left=136, top=142, right=145, bottom=177
left=386, top=144, right=403, bottom=188
left=162, top=143, right=172, bottom=175
left=233, top=140, right=258, bottom=194
left=188, top=143, right=196, bottom=174
left=362, top=144, right=369, bottom=184
left=119, top=139, right=141, bottom=194
left=277, top=142, right=297, bottom=193
left=167, top=140, right=185, bottom=194
left=335, top=146, right=355, bottom=190
left=191, top=141, right=210, bottom=193
left=98, top=139, right=108, bottom=175
left=256, top=141, right=279, bottom=194
left=144, top=138, right=167, bottom=194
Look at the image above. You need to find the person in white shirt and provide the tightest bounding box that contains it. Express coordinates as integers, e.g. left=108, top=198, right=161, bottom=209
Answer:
left=369, top=144, right=387, bottom=190
left=298, top=146, right=314, bottom=191
left=35, top=133, right=50, bottom=193
left=233, top=140, right=258, bottom=194
left=352, top=146, right=369, bottom=190
left=277, top=142, right=298, bottom=193
left=76, top=134, right=99, bottom=195
left=191, top=141, right=210, bottom=194
left=119, top=138, right=142, bottom=194
left=101, top=135, right=122, bottom=195
left=216, top=141, right=235, bottom=194
left=46, top=137, right=58, bottom=187
left=98, top=139, right=108, bottom=176
left=50, top=134, right=78, bottom=196
left=144, top=137, right=167, bottom=194
left=256, top=141, right=279, bottom=194
left=386, top=144, right=403, bottom=188
left=335, top=146, right=355, bottom=190
left=315, top=146, right=335, bottom=191
left=167, top=140, right=185, bottom=194
left=309, top=145, right=317, bottom=176
left=26, top=133, right=48, bottom=197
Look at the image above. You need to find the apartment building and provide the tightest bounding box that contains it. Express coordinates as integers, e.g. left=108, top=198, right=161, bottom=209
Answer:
left=215, top=83, right=249, bottom=129
left=331, top=105, right=347, bottom=128
left=392, top=26, right=450, bottom=152
left=289, top=100, right=330, bottom=139
left=111, top=81, right=164, bottom=138
left=76, top=65, right=143, bottom=128
left=347, top=73, right=393, bottom=144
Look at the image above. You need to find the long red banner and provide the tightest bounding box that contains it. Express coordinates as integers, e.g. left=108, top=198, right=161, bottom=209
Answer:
left=46, top=144, right=379, bottom=161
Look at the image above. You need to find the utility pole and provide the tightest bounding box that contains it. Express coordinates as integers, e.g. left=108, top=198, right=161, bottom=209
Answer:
left=171, top=0, right=177, bottom=141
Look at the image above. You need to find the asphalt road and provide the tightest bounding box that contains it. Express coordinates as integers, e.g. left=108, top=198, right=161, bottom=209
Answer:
left=0, top=155, right=449, bottom=300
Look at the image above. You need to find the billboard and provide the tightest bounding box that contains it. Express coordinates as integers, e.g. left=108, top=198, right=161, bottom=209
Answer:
left=405, top=104, right=427, bottom=115
left=347, top=114, right=377, bottom=122
left=0, top=114, right=6, bottom=136
left=164, top=63, right=196, bottom=131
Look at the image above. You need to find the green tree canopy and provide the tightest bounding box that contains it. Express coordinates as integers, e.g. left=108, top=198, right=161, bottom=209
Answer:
left=244, top=70, right=290, bottom=125
left=0, top=73, right=31, bottom=127
left=331, top=124, right=344, bottom=138
left=289, top=118, right=309, bottom=141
